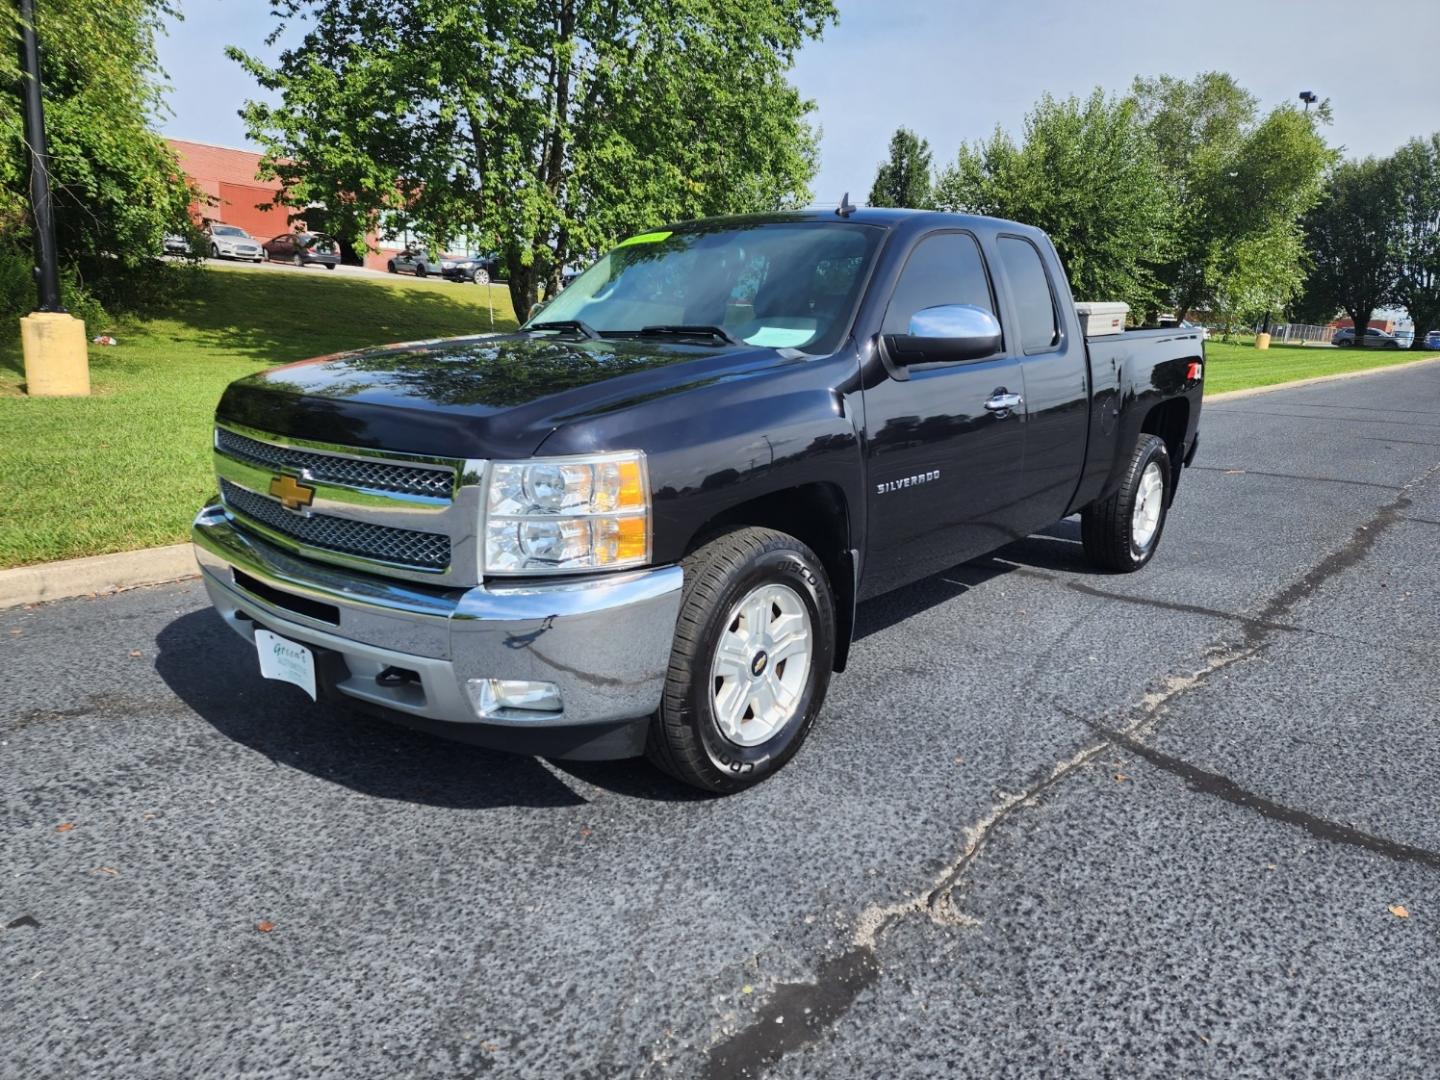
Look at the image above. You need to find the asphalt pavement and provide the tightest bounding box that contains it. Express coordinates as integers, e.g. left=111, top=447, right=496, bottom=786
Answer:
left=4, top=364, right=1439, bottom=1079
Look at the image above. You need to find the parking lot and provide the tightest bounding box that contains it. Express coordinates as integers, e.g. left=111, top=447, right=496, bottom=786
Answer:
left=4, top=362, right=1439, bottom=1079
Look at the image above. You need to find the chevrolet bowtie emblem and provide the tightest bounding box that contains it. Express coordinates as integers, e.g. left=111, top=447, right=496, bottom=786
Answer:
left=269, top=473, right=316, bottom=511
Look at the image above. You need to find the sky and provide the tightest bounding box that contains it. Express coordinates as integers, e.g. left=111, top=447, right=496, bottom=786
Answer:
left=158, top=0, right=1440, bottom=204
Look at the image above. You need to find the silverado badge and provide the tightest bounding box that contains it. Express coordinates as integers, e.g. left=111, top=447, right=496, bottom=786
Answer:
left=269, top=473, right=316, bottom=511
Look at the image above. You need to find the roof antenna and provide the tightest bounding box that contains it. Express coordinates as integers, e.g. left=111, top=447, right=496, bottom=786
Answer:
left=835, top=191, right=855, bottom=218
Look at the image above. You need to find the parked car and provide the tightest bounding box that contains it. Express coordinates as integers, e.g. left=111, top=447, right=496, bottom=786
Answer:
left=263, top=232, right=341, bottom=269
left=1332, top=326, right=1401, bottom=348
left=194, top=208, right=1203, bottom=792
left=443, top=253, right=503, bottom=285
left=386, top=248, right=500, bottom=283
left=1425, top=329, right=1440, bottom=350
left=162, top=234, right=191, bottom=256
left=202, top=224, right=264, bottom=263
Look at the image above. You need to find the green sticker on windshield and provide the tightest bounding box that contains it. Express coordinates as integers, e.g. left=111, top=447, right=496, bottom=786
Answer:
left=617, top=230, right=673, bottom=248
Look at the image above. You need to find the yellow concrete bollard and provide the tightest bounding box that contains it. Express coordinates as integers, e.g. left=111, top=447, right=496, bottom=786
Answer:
left=1255, top=332, right=1271, bottom=350
left=20, top=311, right=89, bottom=396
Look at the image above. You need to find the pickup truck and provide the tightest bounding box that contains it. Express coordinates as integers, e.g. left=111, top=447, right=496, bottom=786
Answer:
left=193, top=208, right=1203, bottom=792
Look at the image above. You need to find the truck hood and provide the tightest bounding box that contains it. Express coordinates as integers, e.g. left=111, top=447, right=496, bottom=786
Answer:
left=216, top=332, right=798, bottom=459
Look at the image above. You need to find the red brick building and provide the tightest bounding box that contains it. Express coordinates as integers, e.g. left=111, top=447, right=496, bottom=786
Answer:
left=168, top=138, right=396, bottom=268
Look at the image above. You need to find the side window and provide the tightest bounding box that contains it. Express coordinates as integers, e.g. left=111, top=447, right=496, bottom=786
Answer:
left=997, top=236, right=1059, bottom=353
left=882, top=232, right=997, bottom=339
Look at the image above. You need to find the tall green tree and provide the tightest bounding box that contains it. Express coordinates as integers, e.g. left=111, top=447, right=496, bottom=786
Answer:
left=933, top=89, right=1173, bottom=315
left=231, top=0, right=835, bottom=315
left=1131, top=73, right=1333, bottom=327
left=1387, top=134, right=1440, bottom=348
left=1300, top=158, right=1400, bottom=347
left=868, top=127, right=932, bottom=208
left=1, top=1, right=193, bottom=289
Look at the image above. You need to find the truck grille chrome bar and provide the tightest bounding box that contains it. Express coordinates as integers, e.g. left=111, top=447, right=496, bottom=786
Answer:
left=215, top=426, right=454, bottom=498
left=220, top=480, right=451, bottom=572
left=212, top=423, right=484, bottom=585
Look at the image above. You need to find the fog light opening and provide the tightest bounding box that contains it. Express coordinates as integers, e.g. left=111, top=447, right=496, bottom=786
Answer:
left=466, top=678, right=563, bottom=719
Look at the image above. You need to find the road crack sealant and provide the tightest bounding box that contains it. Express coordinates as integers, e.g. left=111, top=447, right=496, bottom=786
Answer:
left=701, top=461, right=1440, bottom=1079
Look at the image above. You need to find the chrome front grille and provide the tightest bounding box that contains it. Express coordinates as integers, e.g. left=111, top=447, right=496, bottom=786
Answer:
left=220, top=480, right=450, bottom=571
left=212, top=423, right=483, bottom=585
left=215, top=427, right=453, bottom=498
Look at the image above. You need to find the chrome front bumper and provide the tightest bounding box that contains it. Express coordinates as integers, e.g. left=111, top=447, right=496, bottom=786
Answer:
left=192, top=504, right=684, bottom=758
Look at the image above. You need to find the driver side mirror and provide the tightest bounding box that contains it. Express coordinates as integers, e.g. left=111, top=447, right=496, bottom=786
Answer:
left=884, top=304, right=1002, bottom=364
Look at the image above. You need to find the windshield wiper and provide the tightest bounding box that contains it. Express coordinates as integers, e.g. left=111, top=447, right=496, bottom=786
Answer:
left=526, top=319, right=599, bottom=340
left=611, top=324, right=741, bottom=346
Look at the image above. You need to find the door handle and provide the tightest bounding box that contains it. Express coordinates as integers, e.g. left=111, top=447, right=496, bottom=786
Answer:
left=984, top=392, right=1023, bottom=412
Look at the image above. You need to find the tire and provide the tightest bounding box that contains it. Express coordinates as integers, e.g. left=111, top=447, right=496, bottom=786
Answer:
left=293, top=254, right=303, bottom=267
left=647, top=527, right=835, bottom=793
left=210, top=244, right=220, bottom=259
left=472, top=268, right=490, bottom=285
left=1080, top=433, right=1172, bottom=572
left=325, top=263, right=335, bottom=270
left=415, top=264, right=427, bottom=278
left=386, top=260, right=397, bottom=274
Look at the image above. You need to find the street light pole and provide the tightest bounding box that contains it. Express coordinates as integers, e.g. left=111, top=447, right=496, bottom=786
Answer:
left=18, top=0, right=62, bottom=312
left=14, top=0, right=89, bottom=396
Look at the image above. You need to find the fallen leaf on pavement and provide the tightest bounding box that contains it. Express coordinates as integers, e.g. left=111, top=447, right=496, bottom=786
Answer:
left=741, top=985, right=754, bottom=995
left=92, top=867, right=119, bottom=877
left=256, top=920, right=276, bottom=932
left=1389, top=905, right=1410, bottom=919
left=480, top=1042, right=500, bottom=1053
left=1114, top=773, right=1129, bottom=783
left=128, top=650, right=143, bottom=658
left=55, top=823, right=75, bottom=833
left=578, top=826, right=592, bottom=838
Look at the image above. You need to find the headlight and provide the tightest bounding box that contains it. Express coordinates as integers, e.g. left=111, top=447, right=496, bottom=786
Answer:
left=483, top=451, right=649, bottom=575
left=440, top=260, right=456, bottom=269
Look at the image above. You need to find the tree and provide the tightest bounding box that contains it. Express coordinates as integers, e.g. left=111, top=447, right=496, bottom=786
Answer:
left=868, top=128, right=932, bottom=208
left=1131, top=73, right=1333, bottom=327
left=1300, top=158, right=1400, bottom=348
left=1, top=1, right=194, bottom=291
left=231, top=0, right=835, bottom=316
left=933, top=89, right=1173, bottom=315
left=1387, top=134, right=1440, bottom=348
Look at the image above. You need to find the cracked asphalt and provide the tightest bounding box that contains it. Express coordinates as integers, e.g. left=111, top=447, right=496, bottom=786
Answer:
left=4, top=363, right=1439, bottom=1079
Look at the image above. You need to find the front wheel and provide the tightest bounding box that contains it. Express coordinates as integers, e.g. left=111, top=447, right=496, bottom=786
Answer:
left=472, top=268, right=490, bottom=285
left=647, top=527, right=835, bottom=793
left=386, top=260, right=396, bottom=274
left=415, top=264, right=427, bottom=278
left=210, top=244, right=220, bottom=259
left=1081, top=433, right=1172, bottom=572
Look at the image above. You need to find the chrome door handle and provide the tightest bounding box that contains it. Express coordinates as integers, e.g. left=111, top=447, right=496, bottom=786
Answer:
left=984, top=392, right=1023, bottom=412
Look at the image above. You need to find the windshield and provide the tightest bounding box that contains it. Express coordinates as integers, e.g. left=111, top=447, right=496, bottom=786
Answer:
left=528, top=222, right=882, bottom=353
left=212, top=225, right=248, bottom=237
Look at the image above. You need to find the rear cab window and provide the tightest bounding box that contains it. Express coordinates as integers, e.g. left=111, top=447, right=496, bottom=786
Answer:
left=996, top=236, right=1060, bottom=354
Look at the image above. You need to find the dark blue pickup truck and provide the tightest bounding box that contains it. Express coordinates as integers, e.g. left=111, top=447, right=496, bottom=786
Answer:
left=193, top=208, right=1203, bottom=792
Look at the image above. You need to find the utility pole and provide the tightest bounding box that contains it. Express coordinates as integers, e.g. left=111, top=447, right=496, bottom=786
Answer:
left=16, top=0, right=89, bottom=396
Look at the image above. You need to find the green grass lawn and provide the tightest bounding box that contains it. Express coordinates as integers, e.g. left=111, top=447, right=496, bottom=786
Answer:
left=0, top=266, right=516, bottom=568
left=1202, top=337, right=1438, bottom=395
left=2, top=280, right=1436, bottom=570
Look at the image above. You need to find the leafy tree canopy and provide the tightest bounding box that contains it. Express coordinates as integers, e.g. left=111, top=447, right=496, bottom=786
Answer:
left=933, top=89, right=1173, bottom=315
left=1387, top=133, right=1440, bottom=347
left=868, top=127, right=932, bottom=209
left=1299, top=158, right=1401, bottom=346
left=1, top=1, right=193, bottom=289
left=1131, top=73, right=1333, bottom=328
left=231, top=0, right=836, bottom=314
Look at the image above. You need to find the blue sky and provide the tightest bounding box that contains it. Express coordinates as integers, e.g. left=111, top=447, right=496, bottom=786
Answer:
left=159, top=0, right=1440, bottom=202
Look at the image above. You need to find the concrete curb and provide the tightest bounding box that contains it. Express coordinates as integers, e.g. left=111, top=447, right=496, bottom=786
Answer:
left=0, top=544, right=197, bottom=611
left=1206, top=354, right=1440, bottom=402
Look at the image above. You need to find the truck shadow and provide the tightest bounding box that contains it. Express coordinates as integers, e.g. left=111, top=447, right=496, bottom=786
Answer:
left=155, top=610, right=592, bottom=810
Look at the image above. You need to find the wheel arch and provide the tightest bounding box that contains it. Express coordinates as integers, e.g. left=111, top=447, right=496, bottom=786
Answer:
left=1140, top=397, right=1189, bottom=503
left=684, top=482, right=856, bottom=673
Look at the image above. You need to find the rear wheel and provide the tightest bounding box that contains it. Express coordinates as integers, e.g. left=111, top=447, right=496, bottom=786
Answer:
left=292, top=254, right=303, bottom=267
left=1081, top=433, right=1172, bottom=572
left=647, top=527, right=835, bottom=793
left=415, top=263, right=428, bottom=278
